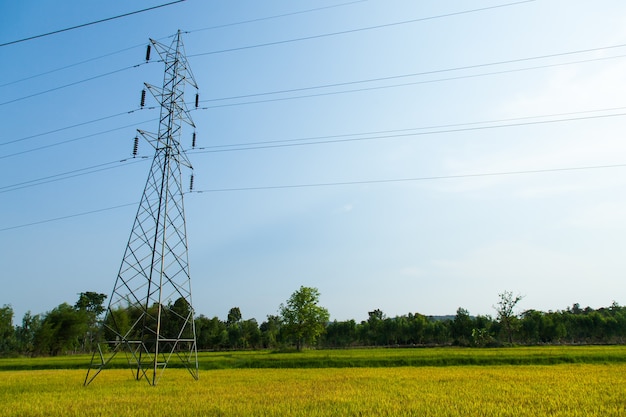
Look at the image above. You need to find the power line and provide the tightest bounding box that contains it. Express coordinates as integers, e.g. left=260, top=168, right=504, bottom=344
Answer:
left=198, top=44, right=626, bottom=104
left=0, top=202, right=140, bottom=232
left=2, top=103, right=623, bottom=166
left=0, top=118, right=157, bottom=160
left=7, top=44, right=625, bottom=148
left=189, top=0, right=535, bottom=58
left=189, top=111, right=626, bottom=154
left=0, top=1, right=532, bottom=99
left=187, top=0, right=368, bottom=33
left=190, top=163, right=626, bottom=194
left=4, top=45, right=623, bottom=112
left=3, top=7, right=618, bottom=123
left=3, top=105, right=624, bottom=193
left=195, top=104, right=626, bottom=150
left=0, top=43, right=147, bottom=89
left=0, top=63, right=148, bottom=107
left=0, top=157, right=149, bottom=194
left=196, top=53, right=626, bottom=110
left=3, top=161, right=624, bottom=232
left=0, top=0, right=186, bottom=47
left=1, top=1, right=532, bottom=107
left=0, top=1, right=366, bottom=89
left=0, top=108, right=153, bottom=147
left=2, top=105, right=624, bottom=193
left=1, top=0, right=611, bottom=124
left=1, top=1, right=536, bottom=107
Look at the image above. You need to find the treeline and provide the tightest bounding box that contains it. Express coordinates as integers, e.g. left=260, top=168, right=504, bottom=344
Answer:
left=0, top=292, right=106, bottom=357
left=193, top=303, right=626, bottom=350
left=324, top=304, right=626, bottom=348
left=1, top=291, right=625, bottom=357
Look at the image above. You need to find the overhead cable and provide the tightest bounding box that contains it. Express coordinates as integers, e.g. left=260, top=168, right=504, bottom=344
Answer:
left=4, top=47, right=621, bottom=110
left=191, top=105, right=626, bottom=152
left=1, top=1, right=366, bottom=88
left=3, top=161, right=624, bottom=232
left=0, top=108, right=153, bottom=147
left=196, top=53, right=626, bottom=110
left=5, top=43, right=625, bottom=147
left=3, top=105, right=625, bottom=193
left=189, top=0, right=535, bottom=57
left=191, top=163, right=626, bottom=194
left=14, top=107, right=623, bottom=162
left=0, top=63, right=148, bottom=107
left=0, top=43, right=147, bottom=88
left=2, top=1, right=535, bottom=105
left=199, top=44, right=626, bottom=104
left=0, top=157, right=149, bottom=194
left=0, top=202, right=140, bottom=232
left=0, top=0, right=186, bottom=47
left=0, top=118, right=157, bottom=160
left=187, top=0, right=368, bottom=33
left=189, top=112, right=626, bottom=154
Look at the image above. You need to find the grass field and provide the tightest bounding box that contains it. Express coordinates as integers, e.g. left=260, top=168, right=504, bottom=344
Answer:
left=1, top=365, right=624, bottom=416
left=1, top=347, right=625, bottom=416
left=2, top=345, right=626, bottom=370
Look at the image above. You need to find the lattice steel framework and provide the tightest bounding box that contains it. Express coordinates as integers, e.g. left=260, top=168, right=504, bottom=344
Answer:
left=85, top=31, right=199, bottom=386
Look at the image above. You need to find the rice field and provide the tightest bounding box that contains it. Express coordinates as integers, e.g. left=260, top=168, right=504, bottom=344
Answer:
left=1, top=364, right=624, bottom=416
left=2, top=345, right=625, bottom=370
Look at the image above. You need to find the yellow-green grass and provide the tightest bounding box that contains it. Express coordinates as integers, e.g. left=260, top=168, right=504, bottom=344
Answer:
left=1, top=365, right=624, bottom=416
left=200, top=345, right=626, bottom=368
left=2, top=345, right=626, bottom=370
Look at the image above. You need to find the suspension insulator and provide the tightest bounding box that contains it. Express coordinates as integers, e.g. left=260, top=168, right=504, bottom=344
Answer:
left=189, top=174, right=195, bottom=191
left=133, top=136, right=139, bottom=157
left=145, top=44, right=151, bottom=62
left=195, top=93, right=199, bottom=108
left=192, top=132, right=196, bottom=148
left=140, top=89, right=146, bottom=107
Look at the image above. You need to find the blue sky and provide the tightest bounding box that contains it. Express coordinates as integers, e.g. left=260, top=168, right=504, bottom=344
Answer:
left=2, top=0, right=626, bottom=324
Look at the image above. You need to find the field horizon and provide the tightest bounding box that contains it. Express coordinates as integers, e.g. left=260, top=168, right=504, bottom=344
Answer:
left=1, top=345, right=625, bottom=371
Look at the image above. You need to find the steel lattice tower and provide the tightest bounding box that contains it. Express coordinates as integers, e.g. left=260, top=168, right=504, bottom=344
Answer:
left=85, top=31, right=199, bottom=386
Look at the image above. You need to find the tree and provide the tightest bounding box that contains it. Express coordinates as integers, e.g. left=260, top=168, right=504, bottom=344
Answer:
left=227, top=307, right=242, bottom=327
left=324, top=320, right=356, bottom=347
left=363, top=309, right=385, bottom=345
left=226, top=307, right=244, bottom=348
left=74, top=292, right=107, bottom=351
left=279, top=286, right=330, bottom=350
left=195, top=315, right=227, bottom=350
left=15, top=311, right=41, bottom=355
left=0, top=305, right=16, bottom=355
left=164, top=297, right=193, bottom=339
left=74, top=292, right=107, bottom=316
left=34, top=303, right=88, bottom=355
left=407, top=313, right=429, bottom=345
left=451, top=307, right=474, bottom=346
left=494, top=291, right=524, bottom=344
left=104, top=305, right=133, bottom=342
left=241, top=318, right=261, bottom=348
left=260, top=315, right=281, bottom=349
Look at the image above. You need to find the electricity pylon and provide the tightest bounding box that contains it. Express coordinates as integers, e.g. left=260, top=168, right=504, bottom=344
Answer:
left=85, top=31, right=199, bottom=386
